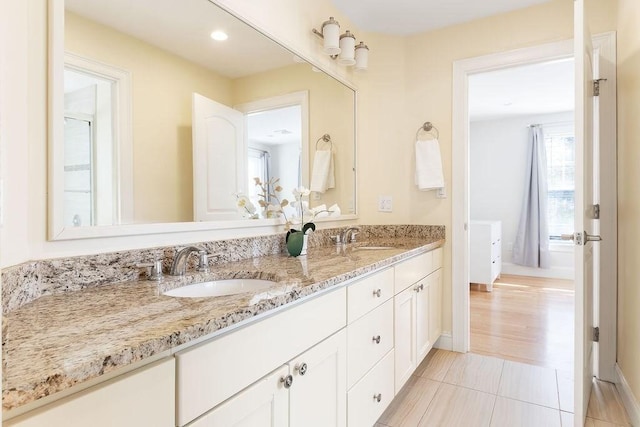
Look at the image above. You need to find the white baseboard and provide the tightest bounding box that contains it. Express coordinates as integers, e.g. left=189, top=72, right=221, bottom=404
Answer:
left=501, top=262, right=575, bottom=280
left=615, top=364, right=640, bottom=426
left=434, top=332, right=453, bottom=351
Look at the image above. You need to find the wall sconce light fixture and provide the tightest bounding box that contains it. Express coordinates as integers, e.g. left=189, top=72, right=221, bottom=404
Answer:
left=312, top=17, right=369, bottom=71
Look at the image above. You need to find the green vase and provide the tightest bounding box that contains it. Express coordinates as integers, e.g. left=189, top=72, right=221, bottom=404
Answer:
left=286, top=231, right=304, bottom=257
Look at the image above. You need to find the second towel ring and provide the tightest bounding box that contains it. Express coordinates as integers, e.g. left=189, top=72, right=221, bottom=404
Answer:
left=316, top=134, right=333, bottom=150
left=416, top=122, right=439, bottom=140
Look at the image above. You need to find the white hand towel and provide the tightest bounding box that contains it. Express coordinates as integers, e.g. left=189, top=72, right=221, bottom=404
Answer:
left=310, top=150, right=335, bottom=193
left=415, top=139, right=444, bottom=191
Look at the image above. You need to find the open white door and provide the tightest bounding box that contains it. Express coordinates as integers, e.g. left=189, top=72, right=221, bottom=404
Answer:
left=192, top=93, right=245, bottom=221
left=573, top=0, right=600, bottom=423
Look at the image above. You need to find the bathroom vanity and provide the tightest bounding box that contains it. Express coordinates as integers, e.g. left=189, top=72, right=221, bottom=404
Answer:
left=2, top=228, right=444, bottom=426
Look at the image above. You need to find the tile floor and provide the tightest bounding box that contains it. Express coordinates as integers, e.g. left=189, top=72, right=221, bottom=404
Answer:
left=376, top=349, right=631, bottom=427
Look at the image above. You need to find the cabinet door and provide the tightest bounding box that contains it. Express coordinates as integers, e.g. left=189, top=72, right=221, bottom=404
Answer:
left=5, top=359, right=175, bottom=427
left=190, top=365, right=289, bottom=427
left=415, top=277, right=431, bottom=363
left=394, top=285, right=416, bottom=392
left=288, top=329, right=347, bottom=427
left=429, top=269, right=443, bottom=346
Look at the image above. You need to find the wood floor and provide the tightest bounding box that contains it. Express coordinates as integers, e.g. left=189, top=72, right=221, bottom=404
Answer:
left=376, top=349, right=631, bottom=427
left=470, top=274, right=575, bottom=372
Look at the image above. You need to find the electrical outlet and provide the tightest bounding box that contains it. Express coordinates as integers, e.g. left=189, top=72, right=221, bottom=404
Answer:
left=312, top=192, right=321, bottom=201
left=436, top=187, right=447, bottom=199
left=378, top=195, right=393, bottom=212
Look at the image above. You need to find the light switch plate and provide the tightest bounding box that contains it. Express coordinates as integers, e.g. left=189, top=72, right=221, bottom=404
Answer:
left=378, top=195, right=392, bottom=212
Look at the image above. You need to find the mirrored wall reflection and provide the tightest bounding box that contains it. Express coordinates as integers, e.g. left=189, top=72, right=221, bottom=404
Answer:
left=246, top=104, right=302, bottom=217
left=54, top=0, right=356, bottom=232
left=63, top=69, right=117, bottom=227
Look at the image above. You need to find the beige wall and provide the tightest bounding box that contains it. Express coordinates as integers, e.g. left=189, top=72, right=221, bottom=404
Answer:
left=616, top=0, right=640, bottom=405
left=372, top=0, right=617, bottom=333
left=66, top=11, right=234, bottom=224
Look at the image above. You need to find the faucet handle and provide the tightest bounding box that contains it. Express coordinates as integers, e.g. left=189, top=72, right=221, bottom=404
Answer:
left=136, top=259, right=164, bottom=281
left=330, top=235, right=342, bottom=245
left=197, top=252, right=223, bottom=272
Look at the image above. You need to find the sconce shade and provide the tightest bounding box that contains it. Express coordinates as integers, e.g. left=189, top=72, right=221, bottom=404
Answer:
left=338, top=31, right=356, bottom=66
left=354, top=41, right=369, bottom=71
left=322, top=17, right=341, bottom=55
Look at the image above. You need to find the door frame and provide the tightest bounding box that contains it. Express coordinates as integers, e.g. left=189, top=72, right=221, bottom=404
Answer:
left=451, top=34, right=617, bottom=379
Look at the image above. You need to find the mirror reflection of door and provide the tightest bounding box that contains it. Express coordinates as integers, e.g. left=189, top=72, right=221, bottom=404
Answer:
left=64, top=68, right=117, bottom=226
left=246, top=105, right=302, bottom=217
left=63, top=114, right=94, bottom=227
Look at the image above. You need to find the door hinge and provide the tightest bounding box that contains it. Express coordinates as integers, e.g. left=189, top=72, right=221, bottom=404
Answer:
left=592, top=326, right=600, bottom=342
left=593, top=78, right=607, bottom=96
left=591, top=204, right=600, bottom=219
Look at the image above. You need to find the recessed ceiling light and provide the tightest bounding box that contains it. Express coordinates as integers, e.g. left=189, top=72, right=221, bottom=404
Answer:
left=210, top=30, right=228, bottom=41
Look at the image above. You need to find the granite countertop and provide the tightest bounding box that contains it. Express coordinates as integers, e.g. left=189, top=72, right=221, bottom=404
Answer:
left=2, top=237, right=444, bottom=412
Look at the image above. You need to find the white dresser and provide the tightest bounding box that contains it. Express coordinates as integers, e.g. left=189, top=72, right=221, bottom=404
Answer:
left=470, top=220, right=502, bottom=291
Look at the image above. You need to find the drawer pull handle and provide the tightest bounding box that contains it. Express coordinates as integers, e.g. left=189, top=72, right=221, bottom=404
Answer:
left=414, top=284, right=424, bottom=292
left=280, top=375, right=293, bottom=388
left=373, top=393, right=382, bottom=403
left=373, top=288, right=382, bottom=298
left=372, top=335, right=381, bottom=344
left=295, top=363, right=308, bottom=376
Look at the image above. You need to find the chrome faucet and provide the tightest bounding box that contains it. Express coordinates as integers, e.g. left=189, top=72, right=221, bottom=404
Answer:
left=170, top=246, right=204, bottom=276
left=341, top=226, right=361, bottom=244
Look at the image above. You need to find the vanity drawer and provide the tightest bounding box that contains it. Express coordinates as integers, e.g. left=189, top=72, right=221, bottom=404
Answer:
left=394, top=252, right=433, bottom=294
left=175, top=287, right=346, bottom=426
left=347, top=349, right=395, bottom=427
left=347, top=299, right=394, bottom=388
left=347, top=267, right=394, bottom=323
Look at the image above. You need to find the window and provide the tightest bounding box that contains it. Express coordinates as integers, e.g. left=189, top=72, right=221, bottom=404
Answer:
left=545, top=127, right=575, bottom=240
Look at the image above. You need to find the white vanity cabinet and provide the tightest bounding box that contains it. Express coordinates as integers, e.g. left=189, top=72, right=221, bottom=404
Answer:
left=470, top=220, right=502, bottom=290
left=175, top=287, right=346, bottom=426
left=393, top=249, right=443, bottom=392
left=4, top=358, right=175, bottom=427
left=191, top=329, right=347, bottom=427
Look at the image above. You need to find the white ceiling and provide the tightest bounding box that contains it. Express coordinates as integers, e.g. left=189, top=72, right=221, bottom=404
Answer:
left=65, top=0, right=294, bottom=79
left=469, top=58, right=575, bottom=121
left=247, top=105, right=301, bottom=146
left=331, top=0, right=552, bottom=35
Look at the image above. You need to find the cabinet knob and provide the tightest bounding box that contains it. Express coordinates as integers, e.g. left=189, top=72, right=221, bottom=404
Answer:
left=280, top=374, right=293, bottom=388
left=373, top=393, right=382, bottom=403
left=373, top=288, right=382, bottom=298
left=420, top=283, right=424, bottom=291
left=295, top=362, right=308, bottom=376
left=372, top=335, right=381, bottom=344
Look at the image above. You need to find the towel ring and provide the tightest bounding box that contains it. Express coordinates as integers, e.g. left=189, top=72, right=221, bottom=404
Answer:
left=416, top=122, right=439, bottom=140
left=316, top=134, right=333, bottom=150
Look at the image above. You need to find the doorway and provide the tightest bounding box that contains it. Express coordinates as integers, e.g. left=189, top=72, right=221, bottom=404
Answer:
left=451, top=33, right=617, bottom=382
left=467, top=58, right=576, bottom=371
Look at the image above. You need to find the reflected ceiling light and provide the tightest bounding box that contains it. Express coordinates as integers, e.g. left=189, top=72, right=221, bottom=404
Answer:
left=312, top=18, right=370, bottom=71
left=210, top=30, right=228, bottom=41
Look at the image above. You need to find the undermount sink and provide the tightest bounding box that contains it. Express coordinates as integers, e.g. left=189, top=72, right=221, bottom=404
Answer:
left=163, top=279, right=276, bottom=298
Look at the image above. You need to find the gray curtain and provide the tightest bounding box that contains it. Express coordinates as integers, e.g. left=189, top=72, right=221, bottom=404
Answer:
left=512, top=125, right=551, bottom=268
